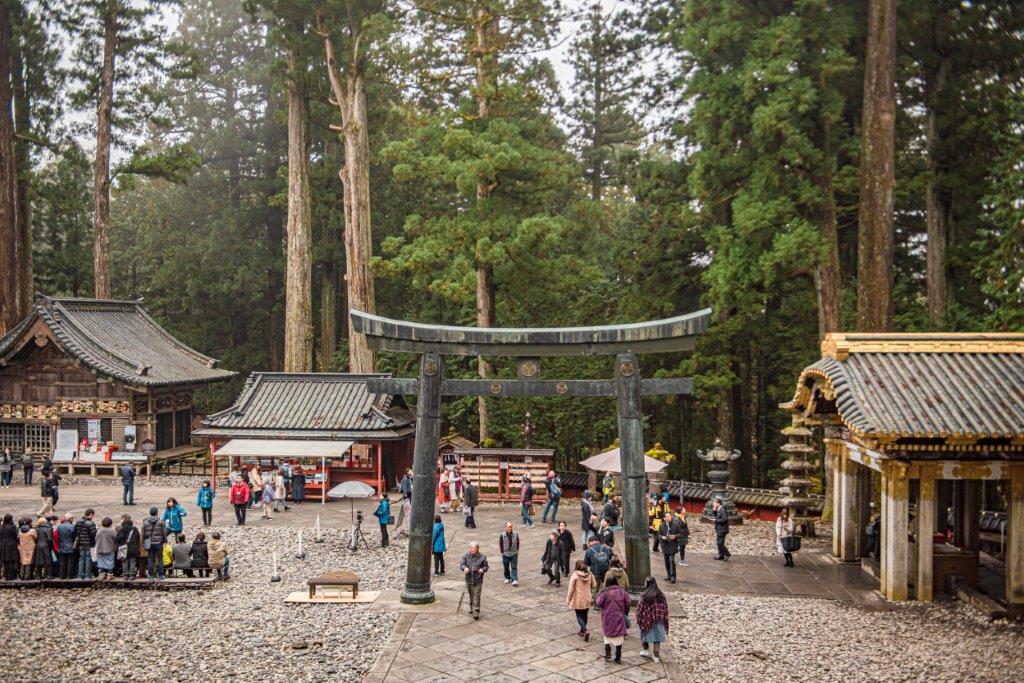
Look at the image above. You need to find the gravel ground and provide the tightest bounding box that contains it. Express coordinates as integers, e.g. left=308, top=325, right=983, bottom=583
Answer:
left=670, top=593, right=1024, bottom=682
left=0, top=523, right=402, bottom=682
left=53, top=475, right=211, bottom=489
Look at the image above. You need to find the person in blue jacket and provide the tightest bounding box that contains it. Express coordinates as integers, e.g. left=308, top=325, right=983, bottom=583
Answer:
left=162, top=497, right=187, bottom=535
left=373, top=493, right=391, bottom=548
left=196, top=481, right=216, bottom=526
left=431, top=514, right=446, bottom=576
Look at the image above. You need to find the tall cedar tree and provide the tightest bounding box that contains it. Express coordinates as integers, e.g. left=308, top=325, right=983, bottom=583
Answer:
left=0, top=0, right=18, bottom=334
left=64, top=0, right=192, bottom=299
left=856, top=0, right=896, bottom=331
left=314, top=1, right=391, bottom=373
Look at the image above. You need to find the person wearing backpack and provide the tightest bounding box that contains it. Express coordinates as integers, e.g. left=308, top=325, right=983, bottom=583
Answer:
left=520, top=475, right=535, bottom=528
left=584, top=536, right=612, bottom=600
left=542, top=471, right=562, bottom=524
left=142, top=507, right=167, bottom=579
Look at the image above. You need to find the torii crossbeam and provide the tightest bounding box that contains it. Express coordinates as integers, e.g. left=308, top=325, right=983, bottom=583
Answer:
left=350, top=308, right=712, bottom=604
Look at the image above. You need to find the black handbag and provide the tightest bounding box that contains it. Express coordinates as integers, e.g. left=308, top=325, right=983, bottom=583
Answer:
left=782, top=536, right=801, bottom=553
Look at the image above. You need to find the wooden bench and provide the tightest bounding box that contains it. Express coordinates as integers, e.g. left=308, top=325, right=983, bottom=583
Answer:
left=307, top=570, right=359, bottom=600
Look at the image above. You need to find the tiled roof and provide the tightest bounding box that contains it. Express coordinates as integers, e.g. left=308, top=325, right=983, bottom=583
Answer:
left=783, top=337, right=1024, bottom=441
left=200, top=373, right=414, bottom=438
left=0, top=296, right=235, bottom=387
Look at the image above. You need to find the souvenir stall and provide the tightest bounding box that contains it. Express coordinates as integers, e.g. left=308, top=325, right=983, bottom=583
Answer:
left=212, top=438, right=354, bottom=504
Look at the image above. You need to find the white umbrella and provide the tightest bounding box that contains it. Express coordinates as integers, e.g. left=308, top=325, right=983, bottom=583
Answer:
left=327, top=480, right=377, bottom=520
left=578, top=447, right=669, bottom=474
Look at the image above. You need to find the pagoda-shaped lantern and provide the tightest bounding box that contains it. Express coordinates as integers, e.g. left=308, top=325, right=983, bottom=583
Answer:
left=779, top=424, right=816, bottom=536
left=697, top=439, right=742, bottom=524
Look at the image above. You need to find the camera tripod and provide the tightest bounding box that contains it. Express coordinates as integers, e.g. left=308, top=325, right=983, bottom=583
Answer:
left=348, top=513, right=371, bottom=552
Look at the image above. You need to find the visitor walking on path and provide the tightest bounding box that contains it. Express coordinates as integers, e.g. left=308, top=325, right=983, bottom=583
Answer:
left=197, top=481, right=216, bottom=526
left=432, top=514, right=446, bottom=575
left=1, top=514, right=18, bottom=579
left=637, top=577, right=669, bottom=663
left=713, top=499, right=731, bottom=561
left=601, top=471, right=615, bottom=501
left=273, top=472, right=288, bottom=512
left=601, top=496, right=620, bottom=531
left=542, top=531, right=561, bottom=586
left=142, top=507, right=167, bottom=579
left=120, top=462, right=136, bottom=505
left=22, top=453, right=33, bottom=485
left=597, top=518, right=615, bottom=548
left=459, top=541, right=488, bottom=620
left=658, top=510, right=684, bottom=584
left=260, top=481, right=275, bottom=520
left=649, top=495, right=670, bottom=552
left=38, top=474, right=55, bottom=518
left=438, top=470, right=451, bottom=513
left=499, top=521, right=520, bottom=586
left=115, top=515, right=140, bottom=579
left=556, top=521, right=575, bottom=576
left=584, top=536, right=612, bottom=595
left=229, top=476, right=250, bottom=525
left=677, top=510, right=690, bottom=566
left=94, top=517, right=117, bottom=579
left=373, top=493, right=391, bottom=548
left=542, top=471, right=562, bottom=523
left=248, top=467, right=263, bottom=510
left=566, top=560, right=596, bottom=641
left=776, top=508, right=796, bottom=567
left=604, top=557, right=629, bottom=591
left=581, top=491, right=596, bottom=543
left=73, top=509, right=97, bottom=579
left=162, top=498, right=187, bottom=536
left=463, top=477, right=478, bottom=528
left=596, top=576, right=631, bottom=663
left=520, top=474, right=535, bottom=528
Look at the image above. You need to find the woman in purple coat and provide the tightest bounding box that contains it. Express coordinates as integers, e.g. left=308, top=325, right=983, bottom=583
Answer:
left=595, top=575, right=631, bottom=663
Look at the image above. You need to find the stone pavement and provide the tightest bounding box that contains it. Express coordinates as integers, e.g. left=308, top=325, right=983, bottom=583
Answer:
left=363, top=505, right=883, bottom=682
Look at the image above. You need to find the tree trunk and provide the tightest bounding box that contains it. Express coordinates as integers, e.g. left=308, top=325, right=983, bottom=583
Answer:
left=11, top=6, right=30, bottom=317
left=0, top=1, right=20, bottom=334
left=260, top=70, right=285, bottom=372
left=473, top=4, right=499, bottom=443
left=856, top=0, right=897, bottom=332
left=92, top=2, right=117, bottom=299
left=815, top=117, right=842, bottom=339
left=319, top=140, right=339, bottom=371
left=320, top=17, right=376, bottom=374
left=283, top=39, right=314, bottom=373
left=925, top=60, right=949, bottom=328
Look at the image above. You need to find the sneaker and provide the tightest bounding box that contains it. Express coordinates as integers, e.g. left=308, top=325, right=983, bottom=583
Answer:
left=680, top=560, right=689, bottom=567
left=652, top=656, right=661, bottom=663
left=504, top=579, right=511, bottom=584
left=640, top=650, right=652, bottom=659
left=512, top=580, right=519, bottom=587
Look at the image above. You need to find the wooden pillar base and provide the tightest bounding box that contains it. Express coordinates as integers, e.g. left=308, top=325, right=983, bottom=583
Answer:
left=881, top=462, right=909, bottom=601
left=916, top=466, right=935, bottom=602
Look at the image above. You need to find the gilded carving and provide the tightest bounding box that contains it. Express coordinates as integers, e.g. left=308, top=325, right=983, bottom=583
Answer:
left=0, top=404, right=23, bottom=419
left=61, top=400, right=95, bottom=414
left=133, top=398, right=149, bottom=416
left=174, top=392, right=191, bottom=407
left=950, top=462, right=993, bottom=480
left=97, top=400, right=130, bottom=414
left=24, top=404, right=58, bottom=420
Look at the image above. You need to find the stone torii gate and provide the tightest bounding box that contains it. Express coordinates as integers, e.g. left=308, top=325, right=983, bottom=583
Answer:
left=351, top=308, right=712, bottom=604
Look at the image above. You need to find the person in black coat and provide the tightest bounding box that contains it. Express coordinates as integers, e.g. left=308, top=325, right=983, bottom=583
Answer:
left=291, top=469, right=306, bottom=503
left=658, top=511, right=684, bottom=583
left=22, top=453, right=33, bottom=485
left=556, top=521, right=576, bottom=577
left=0, top=514, right=19, bottom=580
left=190, top=531, right=210, bottom=577
left=32, top=519, right=53, bottom=579
left=541, top=531, right=561, bottom=586
left=713, top=499, right=731, bottom=561
left=115, top=516, right=142, bottom=579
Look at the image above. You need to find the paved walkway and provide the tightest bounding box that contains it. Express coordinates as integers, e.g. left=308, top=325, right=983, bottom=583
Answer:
left=363, top=506, right=883, bottom=682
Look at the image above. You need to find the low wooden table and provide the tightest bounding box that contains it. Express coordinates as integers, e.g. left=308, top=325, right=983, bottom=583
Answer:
left=307, top=570, right=359, bottom=600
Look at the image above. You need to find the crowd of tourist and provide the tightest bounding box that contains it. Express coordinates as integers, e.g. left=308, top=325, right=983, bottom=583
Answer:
left=0, top=491, right=232, bottom=582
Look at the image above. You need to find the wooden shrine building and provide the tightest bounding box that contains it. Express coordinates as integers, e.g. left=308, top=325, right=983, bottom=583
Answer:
left=0, top=296, right=235, bottom=471
left=782, top=332, right=1024, bottom=611
left=195, top=373, right=415, bottom=496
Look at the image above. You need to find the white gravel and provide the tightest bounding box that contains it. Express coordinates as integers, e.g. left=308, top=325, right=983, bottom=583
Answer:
left=0, top=524, right=402, bottom=682
left=670, top=593, right=1024, bottom=682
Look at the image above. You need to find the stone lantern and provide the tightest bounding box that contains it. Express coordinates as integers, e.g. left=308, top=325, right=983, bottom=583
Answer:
left=779, top=425, right=816, bottom=536
left=697, top=439, right=742, bottom=524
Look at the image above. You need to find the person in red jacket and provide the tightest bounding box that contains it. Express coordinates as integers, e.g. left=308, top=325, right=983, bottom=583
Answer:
left=229, top=476, right=250, bottom=526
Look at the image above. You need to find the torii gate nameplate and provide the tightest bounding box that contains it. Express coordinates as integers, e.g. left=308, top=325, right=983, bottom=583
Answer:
left=350, top=308, right=712, bottom=604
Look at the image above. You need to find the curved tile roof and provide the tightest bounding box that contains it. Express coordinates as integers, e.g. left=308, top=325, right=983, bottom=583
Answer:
left=201, top=372, right=414, bottom=437
left=784, top=346, right=1024, bottom=441
left=0, top=296, right=235, bottom=387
